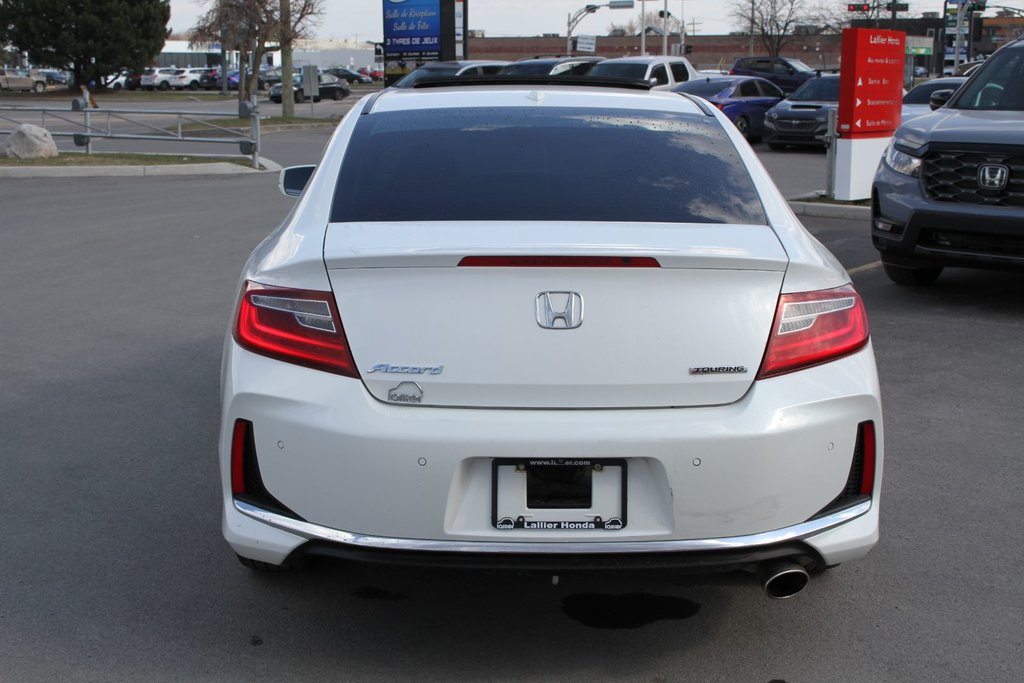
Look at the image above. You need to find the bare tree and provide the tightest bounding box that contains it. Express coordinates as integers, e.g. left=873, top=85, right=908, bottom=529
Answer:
left=191, top=0, right=279, bottom=103
left=730, top=0, right=812, bottom=56
left=805, top=0, right=890, bottom=35
left=279, top=0, right=324, bottom=117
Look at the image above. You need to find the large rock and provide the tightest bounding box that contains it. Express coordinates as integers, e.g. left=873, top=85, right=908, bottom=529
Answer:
left=1, top=124, right=59, bottom=159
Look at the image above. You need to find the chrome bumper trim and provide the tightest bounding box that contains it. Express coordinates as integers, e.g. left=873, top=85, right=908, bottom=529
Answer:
left=234, top=499, right=871, bottom=555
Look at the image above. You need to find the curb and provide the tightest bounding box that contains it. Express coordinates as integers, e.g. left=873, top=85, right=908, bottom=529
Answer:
left=787, top=200, right=870, bottom=220
left=0, top=157, right=282, bottom=178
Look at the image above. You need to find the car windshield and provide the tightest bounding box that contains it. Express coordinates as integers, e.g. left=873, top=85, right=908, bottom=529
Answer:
left=332, top=107, right=766, bottom=225
left=789, top=78, right=839, bottom=102
left=675, top=79, right=733, bottom=97
left=784, top=59, right=815, bottom=73
left=954, top=47, right=1024, bottom=111
left=903, top=80, right=962, bottom=104
left=394, top=66, right=461, bottom=86
left=587, top=63, right=648, bottom=79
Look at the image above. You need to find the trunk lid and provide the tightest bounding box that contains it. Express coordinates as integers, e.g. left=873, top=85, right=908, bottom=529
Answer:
left=325, top=222, right=788, bottom=409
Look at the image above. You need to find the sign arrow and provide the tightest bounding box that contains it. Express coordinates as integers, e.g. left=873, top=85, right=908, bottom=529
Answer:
left=857, top=98, right=862, bottom=107
left=856, top=119, right=862, bottom=128
left=858, top=78, right=863, bottom=87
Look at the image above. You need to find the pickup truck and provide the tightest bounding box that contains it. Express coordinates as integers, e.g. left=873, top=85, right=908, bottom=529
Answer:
left=0, top=68, right=48, bottom=92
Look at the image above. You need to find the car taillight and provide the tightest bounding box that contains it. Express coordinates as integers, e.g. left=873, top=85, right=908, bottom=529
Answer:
left=757, top=284, right=869, bottom=379
left=728, top=69, right=735, bottom=75
left=233, top=281, right=358, bottom=377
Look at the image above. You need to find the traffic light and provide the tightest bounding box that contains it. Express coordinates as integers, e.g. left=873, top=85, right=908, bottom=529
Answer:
left=847, top=3, right=871, bottom=10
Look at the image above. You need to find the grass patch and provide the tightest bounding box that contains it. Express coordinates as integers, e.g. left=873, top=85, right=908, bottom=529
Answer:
left=0, top=152, right=256, bottom=167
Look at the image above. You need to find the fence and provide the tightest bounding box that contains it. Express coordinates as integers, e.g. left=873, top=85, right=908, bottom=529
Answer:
left=0, top=98, right=262, bottom=168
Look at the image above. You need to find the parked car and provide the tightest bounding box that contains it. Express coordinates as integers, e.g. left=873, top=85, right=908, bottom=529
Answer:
left=587, top=56, right=699, bottom=89
left=393, top=60, right=511, bottom=87
left=359, top=66, right=384, bottom=81
left=268, top=73, right=350, bottom=103
left=104, top=71, right=129, bottom=90
left=872, top=37, right=1024, bottom=286
left=0, top=68, right=48, bottom=92
left=730, top=56, right=818, bottom=94
left=762, top=75, right=840, bottom=150
left=500, top=56, right=605, bottom=76
left=39, top=69, right=71, bottom=87
left=674, top=76, right=784, bottom=141
left=140, top=67, right=178, bottom=90
left=901, top=77, right=967, bottom=124
left=200, top=68, right=221, bottom=90
left=168, top=67, right=211, bottom=90
left=223, top=76, right=883, bottom=600
left=324, top=66, right=373, bottom=84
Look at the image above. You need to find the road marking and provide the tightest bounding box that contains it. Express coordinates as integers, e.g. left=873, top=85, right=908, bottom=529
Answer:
left=849, top=261, right=881, bottom=275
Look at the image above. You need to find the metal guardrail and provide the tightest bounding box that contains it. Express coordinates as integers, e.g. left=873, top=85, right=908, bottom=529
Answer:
left=0, top=97, right=262, bottom=168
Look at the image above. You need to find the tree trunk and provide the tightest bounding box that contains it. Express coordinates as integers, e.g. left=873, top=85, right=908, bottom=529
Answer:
left=281, top=0, right=294, bottom=118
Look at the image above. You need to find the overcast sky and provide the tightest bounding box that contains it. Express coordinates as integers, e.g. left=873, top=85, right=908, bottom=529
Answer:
left=167, top=1, right=1024, bottom=43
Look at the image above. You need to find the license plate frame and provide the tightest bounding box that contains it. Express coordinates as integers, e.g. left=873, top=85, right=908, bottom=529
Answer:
left=491, top=458, right=627, bottom=531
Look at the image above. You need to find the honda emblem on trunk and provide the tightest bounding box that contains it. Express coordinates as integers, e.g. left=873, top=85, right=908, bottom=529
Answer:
left=978, top=164, right=1009, bottom=191
left=536, top=292, right=584, bottom=329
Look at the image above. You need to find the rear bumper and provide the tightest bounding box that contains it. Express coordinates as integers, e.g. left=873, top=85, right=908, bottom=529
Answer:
left=221, top=338, right=883, bottom=569
left=228, top=498, right=871, bottom=572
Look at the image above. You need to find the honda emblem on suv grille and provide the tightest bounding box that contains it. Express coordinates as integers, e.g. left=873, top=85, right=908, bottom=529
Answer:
left=536, top=292, right=584, bottom=329
left=978, top=164, right=1009, bottom=191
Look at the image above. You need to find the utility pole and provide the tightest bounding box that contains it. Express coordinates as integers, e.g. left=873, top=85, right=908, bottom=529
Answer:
left=748, top=0, right=755, bottom=57
left=662, top=0, right=668, bottom=55
left=641, top=0, right=646, bottom=55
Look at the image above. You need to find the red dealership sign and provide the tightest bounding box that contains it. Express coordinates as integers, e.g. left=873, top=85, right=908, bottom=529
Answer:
left=837, top=28, right=905, bottom=139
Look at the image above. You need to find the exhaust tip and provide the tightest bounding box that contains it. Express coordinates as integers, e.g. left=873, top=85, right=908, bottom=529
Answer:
left=759, top=562, right=810, bottom=600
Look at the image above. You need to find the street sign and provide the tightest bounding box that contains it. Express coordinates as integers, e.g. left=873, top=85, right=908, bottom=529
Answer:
left=576, top=35, right=597, bottom=53
left=885, top=3, right=910, bottom=11
left=837, top=28, right=905, bottom=139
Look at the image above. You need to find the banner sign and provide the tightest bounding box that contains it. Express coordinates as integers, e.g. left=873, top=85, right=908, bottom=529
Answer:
left=837, top=28, right=906, bottom=140
left=384, top=0, right=441, bottom=60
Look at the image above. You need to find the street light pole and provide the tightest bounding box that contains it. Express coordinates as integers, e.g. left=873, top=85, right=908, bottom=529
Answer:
left=662, top=0, right=668, bottom=55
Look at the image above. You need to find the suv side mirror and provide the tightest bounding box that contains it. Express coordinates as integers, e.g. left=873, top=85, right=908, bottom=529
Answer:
left=929, top=89, right=954, bottom=110
left=279, top=165, right=316, bottom=197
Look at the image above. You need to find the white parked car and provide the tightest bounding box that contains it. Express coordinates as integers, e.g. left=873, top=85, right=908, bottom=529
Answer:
left=587, top=56, right=700, bottom=89
left=140, top=67, right=178, bottom=90
left=221, top=79, right=883, bottom=599
left=168, top=67, right=210, bottom=90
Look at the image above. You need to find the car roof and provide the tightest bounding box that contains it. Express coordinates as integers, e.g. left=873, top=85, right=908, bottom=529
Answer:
left=369, top=84, right=708, bottom=117
left=598, top=56, right=687, bottom=64
left=514, top=56, right=604, bottom=64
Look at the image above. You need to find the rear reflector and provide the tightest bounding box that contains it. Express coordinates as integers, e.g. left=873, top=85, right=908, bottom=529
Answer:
left=234, top=281, right=359, bottom=377
left=230, top=419, right=252, bottom=496
left=757, top=284, right=869, bottom=379
left=458, top=256, right=660, bottom=268
left=859, top=421, right=877, bottom=496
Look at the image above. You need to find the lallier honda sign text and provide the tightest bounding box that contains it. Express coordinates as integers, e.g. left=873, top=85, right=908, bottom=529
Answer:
left=833, top=28, right=906, bottom=201
left=838, top=28, right=905, bottom=139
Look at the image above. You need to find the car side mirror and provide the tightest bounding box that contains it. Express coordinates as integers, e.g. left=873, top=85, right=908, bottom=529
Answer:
left=279, top=165, right=316, bottom=198
left=929, top=89, right=954, bottom=110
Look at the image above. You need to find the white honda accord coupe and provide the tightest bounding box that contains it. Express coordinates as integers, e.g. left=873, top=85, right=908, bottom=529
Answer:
left=220, top=76, right=882, bottom=599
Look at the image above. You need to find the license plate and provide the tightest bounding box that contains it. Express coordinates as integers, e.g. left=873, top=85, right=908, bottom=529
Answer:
left=491, top=458, right=627, bottom=530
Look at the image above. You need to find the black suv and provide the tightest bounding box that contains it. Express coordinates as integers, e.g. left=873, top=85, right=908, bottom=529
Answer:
left=871, top=38, right=1024, bottom=285
left=730, top=56, right=817, bottom=94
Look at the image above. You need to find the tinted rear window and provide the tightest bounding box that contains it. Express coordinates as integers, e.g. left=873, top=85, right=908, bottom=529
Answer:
left=588, top=63, right=648, bottom=79
left=331, top=107, right=765, bottom=225
left=676, top=79, right=734, bottom=97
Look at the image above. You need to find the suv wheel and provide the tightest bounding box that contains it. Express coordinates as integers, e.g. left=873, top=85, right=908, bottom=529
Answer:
left=882, top=261, right=943, bottom=286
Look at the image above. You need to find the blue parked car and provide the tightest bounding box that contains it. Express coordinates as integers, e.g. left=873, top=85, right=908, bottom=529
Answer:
left=673, top=76, right=785, bottom=142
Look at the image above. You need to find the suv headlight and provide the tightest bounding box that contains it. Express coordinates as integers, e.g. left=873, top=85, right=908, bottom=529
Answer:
left=884, top=141, right=922, bottom=178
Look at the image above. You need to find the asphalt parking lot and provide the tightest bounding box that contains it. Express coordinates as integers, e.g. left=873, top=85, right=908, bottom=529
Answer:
left=2, top=135, right=1022, bottom=680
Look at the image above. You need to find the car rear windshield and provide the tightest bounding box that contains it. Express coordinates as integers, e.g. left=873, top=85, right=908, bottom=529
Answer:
left=903, top=80, right=962, bottom=104
left=502, top=62, right=558, bottom=75
left=331, top=107, right=766, bottom=225
left=676, top=79, right=734, bottom=96
left=587, top=63, right=648, bottom=80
